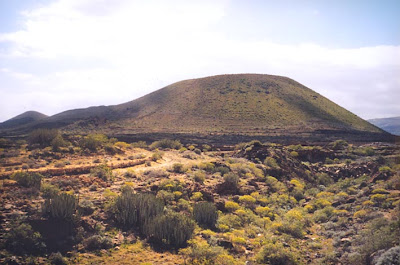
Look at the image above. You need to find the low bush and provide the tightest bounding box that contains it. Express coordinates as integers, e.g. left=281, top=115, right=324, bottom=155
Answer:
left=264, top=157, right=279, bottom=168
left=28, top=129, right=59, bottom=147
left=90, top=164, right=113, bottom=181
left=149, top=139, right=182, bottom=150
left=193, top=171, right=206, bottom=183
left=83, top=235, right=113, bottom=251
left=49, top=252, right=67, bottom=265
left=256, top=241, right=299, bottom=265
left=238, top=195, right=256, bottom=207
left=222, top=173, right=239, bottom=193
left=51, top=135, right=68, bottom=152
left=4, top=222, right=45, bottom=255
left=180, top=240, right=225, bottom=265
left=41, top=183, right=60, bottom=199
left=331, top=139, right=348, bottom=150
left=172, top=163, right=186, bottom=173
left=11, top=171, right=43, bottom=190
left=78, top=199, right=95, bottom=215
left=131, top=141, right=147, bottom=148
left=225, top=201, right=240, bottom=212
left=199, top=162, right=215, bottom=173
left=376, top=246, right=400, bottom=265
left=151, top=151, right=163, bottom=161
left=79, top=134, right=108, bottom=152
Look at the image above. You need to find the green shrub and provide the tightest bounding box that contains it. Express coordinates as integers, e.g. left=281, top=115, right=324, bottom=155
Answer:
left=217, top=214, right=242, bottom=229
left=191, top=192, right=203, bottom=201
left=78, top=199, right=95, bottom=215
left=313, top=206, right=334, bottom=223
left=255, top=206, right=272, bottom=217
left=104, top=144, right=118, bottom=154
left=222, top=173, right=239, bottom=192
left=41, top=183, right=60, bottom=199
left=49, top=252, right=67, bottom=265
left=355, top=218, right=400, bottom=265
left=315, top=172, right=333, bottom=186
left=256, top=242, right=299, bottom=265
left=131, top=141, right=147, bottom=148
left=331, top=139, right=348, bottom=150
left=172, top=163, right=186, bottom=173
left=83, top=235, right=113, bottom=251
left=114, top=191, right=164, bottom=230
left=353, top=209, right=368, bottom=220
left=11, top=171, right=42, bottom=190
left=379, top=166, right=393, bottom=173
left=376, top=246, right=400, bottom=265
left=90, top=164, right=113, bottom=181
left=4, top=222, right=45, bottom=255
left=215, top=166, right=230, bottom=176
left=51, top=135, right=68, bottom=152
left=28, top=129, right=59, bottom=147
left=199, top=162, right=215, bottom=173
left=180, top=240, right=224, bottom=265
left=157, top=190, right=175, bottom=204
left=79, top=133, right=108, bottom=151
left=151, top=150, right=163, bottom=161
left=225, top=201, right=240, bottom=212
left=114, top=141, right=130, bottom=149
left=193, top=202, right=218, bottom=228
left=372, top=188, right=390, bottom=194
left=193, top=171, right=206, bottom=183
left=42, top=192, right=77, bottom=221
left=238, top=195, right=256, bottom=207
left=145, top=211, right=195, bottom=248
left=149, top=139, right=182, bottom=150
left=264, top=157, right=279, bottom=168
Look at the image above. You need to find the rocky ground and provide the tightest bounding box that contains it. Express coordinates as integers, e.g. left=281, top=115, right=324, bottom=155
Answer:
left=0, top=136, right=399, bottom=265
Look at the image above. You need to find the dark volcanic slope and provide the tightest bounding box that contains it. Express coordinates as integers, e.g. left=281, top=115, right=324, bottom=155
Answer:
left=369, top=116, right=400, bottom=136
left=0, top=74, right=389, bottom=142
left=0, top=111, right=48, bottom=130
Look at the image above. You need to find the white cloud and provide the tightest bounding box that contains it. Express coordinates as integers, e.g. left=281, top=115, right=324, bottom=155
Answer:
left=0, top=0, right=399, bottom=122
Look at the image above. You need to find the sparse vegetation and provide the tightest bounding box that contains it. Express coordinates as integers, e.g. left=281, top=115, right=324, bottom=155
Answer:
left=149, top=139, right=183, bottom=150
left=11, top=171, right=42, bottom=190
left=0, top=133, right=398, bottom=265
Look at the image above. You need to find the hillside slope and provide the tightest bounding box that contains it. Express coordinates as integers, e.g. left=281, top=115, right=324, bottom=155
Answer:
left=0, top=111, right=48, bottom=130
left=368, top=116, right=400, bottom=136
left=109, top=74, right=381, bottom=135
left=0, top=74, right=389, bottom=142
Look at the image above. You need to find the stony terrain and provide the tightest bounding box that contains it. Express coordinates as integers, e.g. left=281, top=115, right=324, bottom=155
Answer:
left=0, top=132, right=399, bottom=265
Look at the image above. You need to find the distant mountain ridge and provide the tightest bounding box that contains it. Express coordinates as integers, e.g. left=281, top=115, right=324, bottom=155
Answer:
left=0, top=111, right=47, bottom=130
left=368, top=116, right=400, bottom=136
left=0, top=74, right=392, bottom=143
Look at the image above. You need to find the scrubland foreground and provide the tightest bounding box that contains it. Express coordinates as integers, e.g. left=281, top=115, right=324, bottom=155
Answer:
left=0, top=130, right=399, bottom=265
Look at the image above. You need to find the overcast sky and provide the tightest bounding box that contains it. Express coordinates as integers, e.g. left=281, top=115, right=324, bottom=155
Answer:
left=0, top=0, right=399, bottom=122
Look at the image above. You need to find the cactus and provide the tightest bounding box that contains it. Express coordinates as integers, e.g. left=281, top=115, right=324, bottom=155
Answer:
left=42, top=192, right=77, bottom=221
left=114, top=190, right=164, bottom=230
left=145, top=211, right=194, bottom=248
left=193, top=202, right=218, bottom=228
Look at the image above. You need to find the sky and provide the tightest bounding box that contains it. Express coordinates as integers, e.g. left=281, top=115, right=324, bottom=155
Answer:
left=0, top=0, right=399, bottom=122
